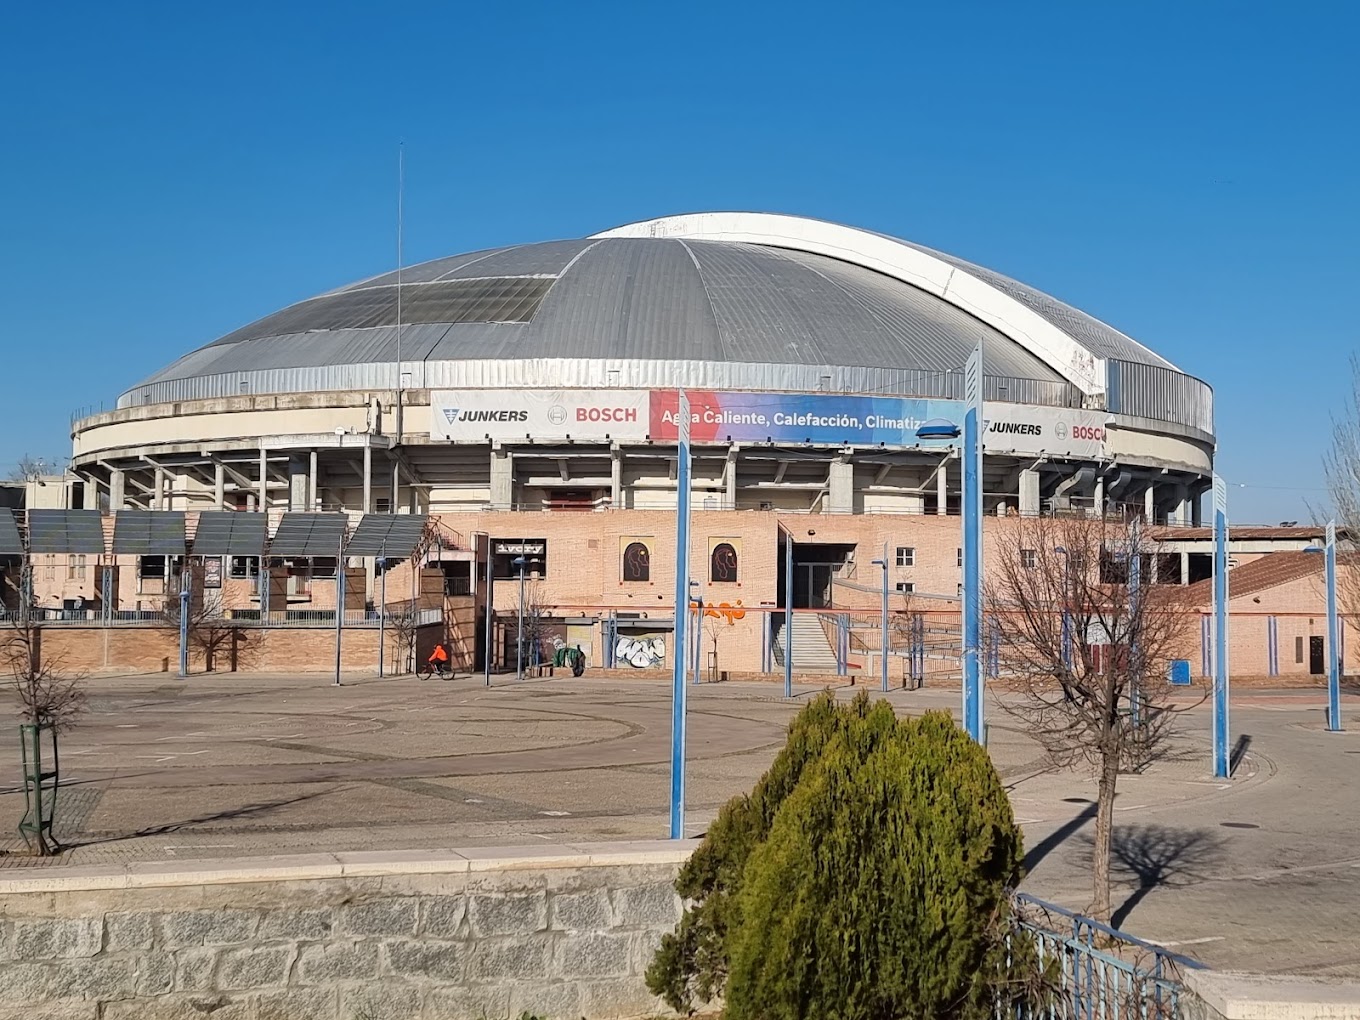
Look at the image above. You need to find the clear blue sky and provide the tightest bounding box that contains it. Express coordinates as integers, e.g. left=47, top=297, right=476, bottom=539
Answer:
left=3, top=1, right=1354, bottom=523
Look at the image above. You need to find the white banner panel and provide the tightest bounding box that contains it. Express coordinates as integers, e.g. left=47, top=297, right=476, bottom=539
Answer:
left=431, top=389, right=650, bottom=441
left=982, top=405, right=1108, bottom=458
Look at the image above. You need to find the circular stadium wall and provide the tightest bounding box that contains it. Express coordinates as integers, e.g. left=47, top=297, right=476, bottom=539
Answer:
left=71, top=212, right=1212, bottom=523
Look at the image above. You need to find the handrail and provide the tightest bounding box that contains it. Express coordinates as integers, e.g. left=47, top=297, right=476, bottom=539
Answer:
left=1013, top=892, right=1206, bottom=971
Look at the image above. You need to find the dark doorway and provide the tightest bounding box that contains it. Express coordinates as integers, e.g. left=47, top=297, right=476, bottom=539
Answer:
left=1310, top=636, right=1325, bottom=676
left=777, top=542, right=855, bottom=609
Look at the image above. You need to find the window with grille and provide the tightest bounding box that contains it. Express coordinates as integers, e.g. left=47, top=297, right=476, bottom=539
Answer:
left=956, top=548, right=963, bottom=568
left=896, top=582, right=915, bottom=594
left=1021, top=549, right=1038, bottom=569
left=895, top=547, right=915, bottom=567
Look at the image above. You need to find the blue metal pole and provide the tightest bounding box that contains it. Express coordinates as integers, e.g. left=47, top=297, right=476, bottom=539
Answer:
left=1327, top=520, right=1342, bottom=731
left=691, top=591, right=702, bottom=685
left=962, top=347, right=984, bottom=741
left=670, top=391, right=692, bottom=839
left=1130, top=525, right=1141, bottom=729
left=177, top=577, right=190, bottom=678
left=784, top=530, right=794, bottom=699
left=1212, top=476, right=1229, bottom=777
left=881, top=545, right=890, bottom=693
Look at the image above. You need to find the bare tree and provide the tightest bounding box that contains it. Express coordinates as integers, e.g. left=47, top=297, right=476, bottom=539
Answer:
left=385, top=598, right=421, bottom=675
left=1324, top=355, right=1360, bottom=618
left=7, top=455, right=52, bottom=483
left=2, top=568, right=87, bottom=856
left=160, top=567, right=258, bottom=673
left=515, top=579, right=552, bottom=670
left=985, top=515, right=1198, bottom=923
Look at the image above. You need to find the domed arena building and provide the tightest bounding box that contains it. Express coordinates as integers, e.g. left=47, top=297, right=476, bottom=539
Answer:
left=58, top=212, right=1216, bottom=675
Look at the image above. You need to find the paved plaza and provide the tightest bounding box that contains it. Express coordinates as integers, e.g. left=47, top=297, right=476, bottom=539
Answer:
left=1, top=671, right=1358, bottom=975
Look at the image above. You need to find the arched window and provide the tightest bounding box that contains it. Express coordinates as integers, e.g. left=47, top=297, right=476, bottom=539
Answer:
left=710, top=542, right=739, bottom=583
left=622, top=541, right=650, bottom=582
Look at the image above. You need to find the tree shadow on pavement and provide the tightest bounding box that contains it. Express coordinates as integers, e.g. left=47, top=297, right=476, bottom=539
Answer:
left=1079, top=823, right=1226, bottom=929
left=1023, top=801, right=1098, bottom=874
left=62, top=788, right=338, bottom=850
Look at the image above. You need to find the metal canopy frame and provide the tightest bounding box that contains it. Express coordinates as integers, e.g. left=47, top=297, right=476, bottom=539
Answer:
left=111, top=510, right=187, bottom=556
left=345, top=515, right=429, bottom=558
left=270, top=513, right=348, bottom=558
left=26, top=510, right=106, bottom=555
left=191, top=512, right=268, bottom=557
left=0, top=511, right=22, bottom=556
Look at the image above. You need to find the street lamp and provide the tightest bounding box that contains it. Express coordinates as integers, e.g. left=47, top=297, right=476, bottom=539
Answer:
left=512, top=555, right=527, bottom=683
left=1304, top=521, right=1342, bottom=731
left=870, top=546, right=889, bottom=692
left=916, top=390, right=983, bottom=743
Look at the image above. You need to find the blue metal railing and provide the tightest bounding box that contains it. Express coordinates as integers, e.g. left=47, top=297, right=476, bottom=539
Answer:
left=1002, top=893, right=1203, bottom=1020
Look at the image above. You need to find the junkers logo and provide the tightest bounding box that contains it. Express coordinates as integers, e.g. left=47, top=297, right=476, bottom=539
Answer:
left=442, top=408, right=528, bottom=424
left=987, top=421, right=1042, bottom=437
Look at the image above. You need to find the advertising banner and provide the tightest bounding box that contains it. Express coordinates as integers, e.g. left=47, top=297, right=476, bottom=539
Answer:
left=431, top=389, right=649, bottom=441
left=430, top=388, right=1107, bottom=458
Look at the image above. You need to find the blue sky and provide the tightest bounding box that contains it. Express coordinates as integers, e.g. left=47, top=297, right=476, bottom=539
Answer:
left=2, top=1, right=1354, bottom=523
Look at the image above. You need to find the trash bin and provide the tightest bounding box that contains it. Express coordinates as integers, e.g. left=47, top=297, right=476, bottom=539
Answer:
left=1168, top=659, right=1191, bottom=686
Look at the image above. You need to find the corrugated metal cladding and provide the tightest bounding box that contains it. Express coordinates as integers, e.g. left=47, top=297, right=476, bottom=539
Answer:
left=1106, top=359, right=1214, bottom=434
left=115, top=230, right=1204, bottom=436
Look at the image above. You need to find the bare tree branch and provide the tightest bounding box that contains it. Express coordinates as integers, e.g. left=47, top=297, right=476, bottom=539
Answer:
left=985, top=515, right=1201, bottom=922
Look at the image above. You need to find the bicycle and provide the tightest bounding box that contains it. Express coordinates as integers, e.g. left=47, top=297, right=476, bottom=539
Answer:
left=416, top=660, right=452, bottom=680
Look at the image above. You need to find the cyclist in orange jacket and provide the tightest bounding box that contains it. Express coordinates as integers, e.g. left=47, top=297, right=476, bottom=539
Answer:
left=427, top=642, right=450, bottom=677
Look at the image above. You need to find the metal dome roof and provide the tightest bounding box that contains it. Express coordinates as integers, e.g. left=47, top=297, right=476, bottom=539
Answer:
left=119, top=213, right=1198, bottom=426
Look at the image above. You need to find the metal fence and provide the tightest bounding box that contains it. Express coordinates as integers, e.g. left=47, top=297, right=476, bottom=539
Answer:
left=1002, top=893, right=1202, bottom=1020
left=0, top=607, right=442, bottom=629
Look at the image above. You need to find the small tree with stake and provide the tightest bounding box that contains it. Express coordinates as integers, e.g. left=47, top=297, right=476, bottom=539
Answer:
left=1, top=557, right=86, bottom=856
left=985, top=514, right=1197, bottom=923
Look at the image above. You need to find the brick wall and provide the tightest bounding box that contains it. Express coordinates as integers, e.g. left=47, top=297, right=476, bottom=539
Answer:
left=0, top=843, right=690, bottom=1019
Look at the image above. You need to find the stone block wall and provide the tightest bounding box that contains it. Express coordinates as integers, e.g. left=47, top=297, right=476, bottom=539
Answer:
left=0, top=843, right=694, bottom=1019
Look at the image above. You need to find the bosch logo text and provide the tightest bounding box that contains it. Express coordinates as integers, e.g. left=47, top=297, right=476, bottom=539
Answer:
left=576, top=406, right=638, bottom=423
left=1071, top=425, right=1104, bottom=441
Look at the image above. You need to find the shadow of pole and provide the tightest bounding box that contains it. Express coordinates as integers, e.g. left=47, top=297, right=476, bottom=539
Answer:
left=1023, top=801, right=1098, bottom=874
left=1229, top=733, right=1252, bottom=777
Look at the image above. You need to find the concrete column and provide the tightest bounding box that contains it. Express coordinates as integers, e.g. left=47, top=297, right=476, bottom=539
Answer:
left=153, top=466, right=166, bottom=511
left=725, top=445, right=739, bottom=510
left=1192, top=490, right=1203, bottom=527
left=1093, top=477, right=1105, bottom=518
left=936, top=458, right=949, bottom=515
left=214, top=462, right=225, bottom=510
left=1181, top=551, right=1190, bottom=585
left=1144, top=484, right=1156, bottom=523
left=490, top=448, right=513, bottom=509
left=309, top=451, right=318, bottom=510
left=610, top=447, right=622, bottom=509
left=1174, top=495, right=1193, bottom=527
left=1019, top=468, right=1041, bottom=517
left=828, top=455, right=854, bottom=514
left=257, top=447, right=268, bottom=512
left=288, top=455, right=308, bottom=511
left=362, top=445, right=372, bottom=515
left=81, top=476, right=99, bottom=510
left=109, top=470, right=125, bottom=511
left=390, top=458, right=400, bottom=514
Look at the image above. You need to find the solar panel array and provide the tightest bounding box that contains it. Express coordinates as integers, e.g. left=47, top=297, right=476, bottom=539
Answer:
left=0, top=511, right=22, bottom=556
left=191, top=512, right=267, bottom=556
left=26, top=510, right=106, bottom=555
left=111, top=510, right=186, bottom=555
left=270, top=513, right=347, bottom=557
left=346, top=515, right=429, bottom=558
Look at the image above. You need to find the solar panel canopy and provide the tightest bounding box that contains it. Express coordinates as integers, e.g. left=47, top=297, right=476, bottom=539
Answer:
left=270, top=513, right=347, bottom=556
left=192, top=512, right=267, bottom=556
left=345, top=514, right=429, bottom=557
left=26, top=510, right=106, bottom=554
left=111, top=510, right=186, bottom=555
left=0, top=511, right=22, bottom=556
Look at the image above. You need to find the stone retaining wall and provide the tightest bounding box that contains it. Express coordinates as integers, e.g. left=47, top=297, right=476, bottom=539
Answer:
left=0, top=842, right=697, bottom=1019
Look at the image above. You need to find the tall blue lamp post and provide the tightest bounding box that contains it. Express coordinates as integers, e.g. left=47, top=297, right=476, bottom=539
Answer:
left=915, top=346, right=984, bottom=743
left=670, top=391, right=692, bottom=839
left=512, top=555, right=526, bottom=683
left=1305, top=521, right=1343, bottom=732
left=1212, top=475, right=1230, bottom=778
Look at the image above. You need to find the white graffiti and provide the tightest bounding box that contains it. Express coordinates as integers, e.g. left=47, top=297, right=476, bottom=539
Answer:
left=614, top=637, right=666, bottom=669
